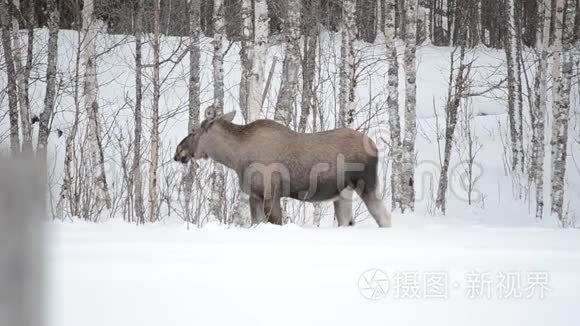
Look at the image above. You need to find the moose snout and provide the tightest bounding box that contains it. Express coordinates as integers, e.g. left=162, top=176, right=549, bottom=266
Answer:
left=174, top=152, right=189, bottom=164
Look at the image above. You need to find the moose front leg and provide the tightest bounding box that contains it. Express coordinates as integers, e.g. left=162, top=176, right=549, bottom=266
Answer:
left=334, top=188, right=354, bottom=226
left=249, top=195, right=266, bottom=225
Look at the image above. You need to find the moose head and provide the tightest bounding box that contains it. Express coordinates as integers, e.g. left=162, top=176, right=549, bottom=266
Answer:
left=174, top=105, right=236, bottom=164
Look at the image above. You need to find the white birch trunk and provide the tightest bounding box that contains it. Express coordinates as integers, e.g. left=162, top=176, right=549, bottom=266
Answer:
left=505, top=0, right=524, bottom=173
left=212, top=0, right=225, bottom=109
left=531, top=0, right=551, bottom=220
left=274, top=0, right=301, bottom=126
left=82, top=0, right=111, bottom=210
left=435, top=16, right=468, bottom=215
left=210, top=0, right=227, bottom=222
left=298, top=0, right=319, bottom=133
left=297, top=0, right=322, bottom=226
left=210, top=164, right=226, bottom=223
left=57, top=27, right=83, bottom=219
left=11, top=0, right=32, bottom=154
left=0, top=0, right=19, bottom=155
left=401, top=0, right=419, bottom=212
left=475, top=0, right=482, bottom=46
left=247, top=0, right=269, bottom=122
left=133, top=0, right=145, bottom=223
left=272, top=0, right=301, bottom=224
left=37, top=0, right=59, bottom=169
left=339, top=0, right=356, bottom=128
left=312, top=203, right=322, bottom=227
left=148, top=0, right=161, bottom=222
left=419, top=1, right=431, bottom=44
left=513, top=0, right=524, bottom=173
left=183, top=0, right=201, bottom=225
left=385, top=0, right=402, bottom=210
left=233, top=0, right=254, bottom=226
left=550, top=0, right=576, bottom=224
left=311, top=50, right=323, bottom=226
left=448, top=0, right=455, bottom=46
left=239, top=0, right=253, bottom=122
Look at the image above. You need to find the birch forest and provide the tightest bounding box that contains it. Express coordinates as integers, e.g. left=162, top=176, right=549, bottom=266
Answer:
left=1, top=0, right=580, bottom=228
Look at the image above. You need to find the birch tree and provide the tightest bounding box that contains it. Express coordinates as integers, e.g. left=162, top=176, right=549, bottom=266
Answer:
left=418, top=0, right=431, bottom=44
left=338, top=0, right=356, bottom=127
left=57, top=17, right=83, bottom=219
left=269, top=0, right=301, bottom=222
left=550, top=0, right=576, bottom=224
left=183, top=0, right=201, bottom=224
left=435, top=5, right=468, bottom=214
left=513, top=0, right=524, bottom=172
left=212, top=0, right=225, bottom=109
left=504, top=0, right=524, bottom=173
left=37, top=0, right=59, bottom=168
left=239, top=0, right=252, bottom=121
left=148, top=0, right=161, bottom=222
left=473, top=0, right=482, bottom=47
left=299, top=0, right=319, bottom=132
left=385, top=0, right=402, bottom=209
left=0, top=0, right=19, bottom=155
left=133, top=0, right=145, bottom=223
left=247, top=0, right=268, bottom=121
left=400, top=0, right=419, bottom=212
left=232, top=0, right=254, bottom=226
left=11, top=0, right=32, bottom=154
left=233, top=0, right=269, bottom=226
left=530, top=0, right=551, bottom=220
left=210, top=0, right=226, bottom=222
left=274, top=0, right=301, bottom=126
left=448, top=0, right=455, bottom=46
left=82, top=0, right=111, bottom=210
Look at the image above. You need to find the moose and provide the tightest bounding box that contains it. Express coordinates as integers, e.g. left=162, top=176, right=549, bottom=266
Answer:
left=174, top=106, right=391, bottom=227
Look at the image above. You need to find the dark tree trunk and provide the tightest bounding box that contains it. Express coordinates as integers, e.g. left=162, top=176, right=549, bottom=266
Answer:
left=0, top=0, right=20, bottom=155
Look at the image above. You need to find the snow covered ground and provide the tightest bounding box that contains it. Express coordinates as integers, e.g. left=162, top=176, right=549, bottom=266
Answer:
left=47, top=220, right=580, bottom=326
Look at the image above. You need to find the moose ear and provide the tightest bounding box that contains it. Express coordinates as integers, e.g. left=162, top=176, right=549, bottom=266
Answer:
left=204, top=105, right=217, bottom=121
left=221, top=111, right=236, bottom=123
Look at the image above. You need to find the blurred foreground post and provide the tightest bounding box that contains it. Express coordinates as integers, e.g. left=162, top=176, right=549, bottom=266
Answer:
left=0, top=157, right=44, bottom=326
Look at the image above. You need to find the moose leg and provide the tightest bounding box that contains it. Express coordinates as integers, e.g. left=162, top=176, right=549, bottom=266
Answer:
left=250, top=195, right=265, bottom=225
left=358, top=189, right=392, bottom=227
left=263, top=197, right=283, bottom=225
left=333, top=188, right=354, bottom=226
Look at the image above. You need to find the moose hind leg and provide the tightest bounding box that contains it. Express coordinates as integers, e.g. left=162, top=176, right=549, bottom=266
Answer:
left=358, top=190, right=392, bottom=227
left=264, top=197, right=283, bottom=225
left=334, top=188, right=354, bottom=226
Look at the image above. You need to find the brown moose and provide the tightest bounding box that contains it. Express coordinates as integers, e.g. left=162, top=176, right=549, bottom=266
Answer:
left=174, top=106, right=391, bottom=227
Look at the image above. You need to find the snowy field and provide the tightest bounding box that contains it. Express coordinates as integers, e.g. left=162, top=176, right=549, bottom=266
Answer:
left=48, top=220, right=580, bottom=326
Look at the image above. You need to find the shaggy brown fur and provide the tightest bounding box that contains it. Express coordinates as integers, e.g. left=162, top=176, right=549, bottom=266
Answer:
left=175, top=112, right=391, bottom=227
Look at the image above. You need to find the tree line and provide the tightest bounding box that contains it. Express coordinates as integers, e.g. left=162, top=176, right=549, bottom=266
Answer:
left=1, top=0, right=578, bottom=226
left=15, top=0, right=580, bottom=48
